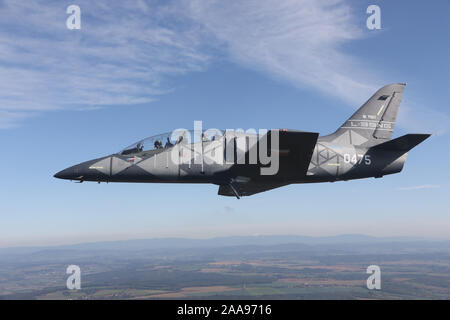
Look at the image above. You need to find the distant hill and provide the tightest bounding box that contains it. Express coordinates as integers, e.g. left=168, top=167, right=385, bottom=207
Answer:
left=0, top=234, right=441, bottom=257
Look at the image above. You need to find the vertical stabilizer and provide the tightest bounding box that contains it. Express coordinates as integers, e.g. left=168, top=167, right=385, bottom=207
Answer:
left=323, top=83, right=406, bottom=147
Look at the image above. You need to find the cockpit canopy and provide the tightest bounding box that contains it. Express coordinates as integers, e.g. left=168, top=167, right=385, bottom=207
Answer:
left=119, top=129, right=223, bottom=155
left=120, top=132, right=176, bottom=155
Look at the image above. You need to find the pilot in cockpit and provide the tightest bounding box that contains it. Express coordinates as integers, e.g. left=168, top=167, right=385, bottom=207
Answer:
left=176, top=136, right=184, bottom=144
left=154, top=140, right=163, bottom=149
left=165, top=137, right=173, bottom=148
left=136, top=142, right=143, bottom=153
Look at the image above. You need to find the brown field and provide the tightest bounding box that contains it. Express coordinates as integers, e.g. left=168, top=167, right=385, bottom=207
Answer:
left=208, top=260, right=362, bottom=272
left=145, top=285, right=236, bottom=298
left=277, top=278, right=364, bottom=286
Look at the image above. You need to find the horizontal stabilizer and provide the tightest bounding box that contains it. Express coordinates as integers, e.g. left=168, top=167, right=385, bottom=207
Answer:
left=372, top=134, right=431, bottom=151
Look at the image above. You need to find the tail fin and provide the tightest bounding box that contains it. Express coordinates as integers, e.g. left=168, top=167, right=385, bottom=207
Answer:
left=325, top=83, right=406, bottom=147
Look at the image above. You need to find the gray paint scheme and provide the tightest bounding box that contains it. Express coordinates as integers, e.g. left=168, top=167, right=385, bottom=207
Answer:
left=54, top=84, right=430, bottom=198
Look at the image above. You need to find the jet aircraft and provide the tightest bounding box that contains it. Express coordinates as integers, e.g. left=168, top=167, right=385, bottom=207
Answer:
left=54, top=83, right=430, bottom=198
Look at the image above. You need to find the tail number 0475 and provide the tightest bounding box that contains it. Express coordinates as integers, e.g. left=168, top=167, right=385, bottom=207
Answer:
left=343, top=154, right=371, bottom=165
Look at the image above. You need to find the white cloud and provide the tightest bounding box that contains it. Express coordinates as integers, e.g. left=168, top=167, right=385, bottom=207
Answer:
left=0, top=0, right=446, bottom=135
left=0, top=0, right=381, bottom=128
left=397, top=184, right=440, bottom=191
left=181, top=0, right=381, bottom=104
left=180, top=0, right=449, bottom=134
left=0, top=1, right=211, bottom=125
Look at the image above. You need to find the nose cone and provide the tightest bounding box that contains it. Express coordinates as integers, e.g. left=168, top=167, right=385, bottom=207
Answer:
left=54, top=156, right=112, bottom=182
left=54, top=167, right=76, bottom=180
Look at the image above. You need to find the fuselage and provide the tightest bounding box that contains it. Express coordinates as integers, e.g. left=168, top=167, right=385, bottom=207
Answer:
left=53, top=132, right=406, bottom=185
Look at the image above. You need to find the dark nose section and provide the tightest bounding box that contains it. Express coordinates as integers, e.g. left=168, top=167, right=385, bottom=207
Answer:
left=54, top=156, right=111, bottom=181
left=54, top=167, right=76, bottom=180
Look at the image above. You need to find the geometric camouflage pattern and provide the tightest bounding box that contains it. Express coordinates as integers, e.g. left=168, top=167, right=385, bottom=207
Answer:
left=55, top=84, right=431, bottom=198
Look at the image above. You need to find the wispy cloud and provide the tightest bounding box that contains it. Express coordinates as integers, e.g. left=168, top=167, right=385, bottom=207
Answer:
left=180, top=0, right=449, bottom=134
left=182, top=0, right=380, bottom=104
left=397, top=184, right=440, bottom=191
left=1, top=0, right=446, bottom=134
left=0, top=1, right=211, bottom=127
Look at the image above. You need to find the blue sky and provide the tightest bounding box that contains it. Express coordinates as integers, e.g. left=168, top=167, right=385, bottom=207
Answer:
left=0, top=0, right=449, bottom=247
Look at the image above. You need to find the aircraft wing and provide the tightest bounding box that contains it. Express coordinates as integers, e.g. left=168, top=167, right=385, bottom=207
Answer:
left=276, top=130, right=319, bottom=177
left=218, top=181, right=290, bottom=198
left=218, top=130, right=318, bottom=198
left=228, top=129, right=319, bottom=178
